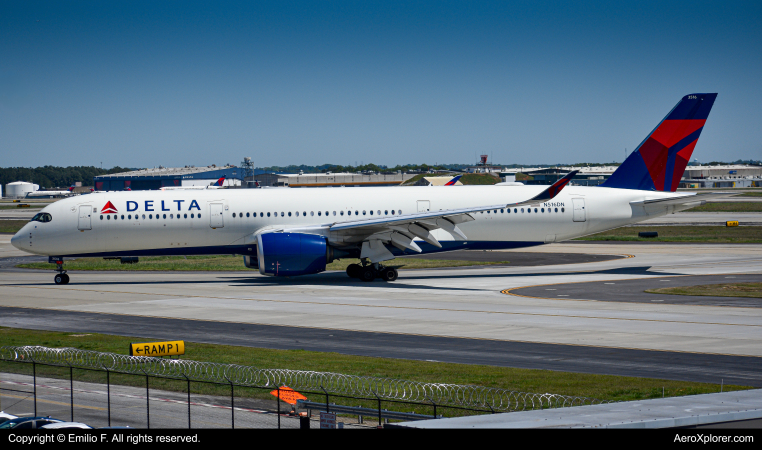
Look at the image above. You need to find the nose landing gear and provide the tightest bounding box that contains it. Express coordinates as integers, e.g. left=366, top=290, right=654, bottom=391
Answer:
left=54, top=260, right=69, bottom=285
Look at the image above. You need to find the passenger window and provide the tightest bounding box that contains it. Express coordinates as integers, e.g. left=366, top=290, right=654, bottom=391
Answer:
left=333, top=211, right=336, bottom=216
left=363, top=210, right=366, bottom=215
left=170, top=214, right=174, bottom=219
left=198, top=214, right=201, bottom=218
left=391, top=210, right=395, bottom=215
left=121, top=215, right=124, bottom=219
left=340, top=211, right=344, bottom=216
left=370, top=210, right=373, bottom=215
left=555, top=208, right=558, bottom=212
left=398, top=210, right=402, bottom=215
left=190, top=214, right=194, bottom=218
left=107, top=215, right=111, bottom=220
left=520, top=209, right=524, bottom=213
left=501, top=209, right=504, bottom=213
left=302, top=212, right=306, bottom=216
left=534, top=208, right=538, bottom=213
left=163, top=214, right=166, bottom=219
left=377, top=210, right=381, bottom=215
left=100, top=215, right=103, bottom=220
left=318, top=211, right=322, bottom=216
left=311, top=211, right=314, bottom=216
left=514, top=208, right=517, bottom=213
left=288, top=212, right=292, bottom=217
left=325, top=211, right=328, bottom=216
left=143, top=214, right=146, bottom=219
left=384, top=210, right=388, bottom=215
left=233, top=213, right=236, bottom=218
left=541, top=208, right=544, bottom=213
left=267, top=212, right=271, bottom=217
left=561, top=208, right=565, bottom=213
left=355, top=211, right=359, bottom=215
left=296, top=211, right=299, bottom=216
left=184, top=214, right=188, bottom=218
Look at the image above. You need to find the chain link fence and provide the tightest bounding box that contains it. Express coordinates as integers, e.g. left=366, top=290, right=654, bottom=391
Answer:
left=0, top=345, right=606, bottom=427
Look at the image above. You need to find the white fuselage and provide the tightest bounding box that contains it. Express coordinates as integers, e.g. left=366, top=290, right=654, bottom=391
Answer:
left=12, top=185, right=685, bottom=259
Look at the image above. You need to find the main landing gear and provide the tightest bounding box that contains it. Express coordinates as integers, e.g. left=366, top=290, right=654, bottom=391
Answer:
left=54, top=260, right=69, bottom=285
left=346, top=261, right=398, bottom=282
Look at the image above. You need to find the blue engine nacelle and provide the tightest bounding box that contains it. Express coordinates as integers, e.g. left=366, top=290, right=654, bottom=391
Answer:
left=256, top=233, right=329, bottom=276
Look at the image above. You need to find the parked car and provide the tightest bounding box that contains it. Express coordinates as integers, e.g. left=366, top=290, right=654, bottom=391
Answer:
left=0, top=416, right=63, bottom=429
left=0, top=411, right=18, bottom=425
left=41, top=422, right=93, bottom=429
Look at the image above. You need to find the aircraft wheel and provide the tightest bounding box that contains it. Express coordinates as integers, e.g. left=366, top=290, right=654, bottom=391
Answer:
left=62, top=274, right=70, bottom=284
left=346, top=264, right=362, bottom=278
left=359, top=267, right=376, bottom=282
left=380, top=268, right=398, bottom=282
left=54, top=274, right=65, bottom=285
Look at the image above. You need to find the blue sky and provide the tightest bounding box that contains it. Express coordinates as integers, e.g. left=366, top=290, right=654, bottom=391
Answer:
left=1, top=1, right=760, bottom=168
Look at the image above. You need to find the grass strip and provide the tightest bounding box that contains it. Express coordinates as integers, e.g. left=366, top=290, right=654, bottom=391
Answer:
left=576, top=226, right=762, bottom=243
left=0, top=327, right=746, bottom=407
left=646, top=283, right=762, bottom=299
left=740, top=191, right=762, bottom=197
left=17, top=255, right=509, bottom=272
left=0, top=220, right=29, bottom=234
left=688, top=202, right=762, bottom=212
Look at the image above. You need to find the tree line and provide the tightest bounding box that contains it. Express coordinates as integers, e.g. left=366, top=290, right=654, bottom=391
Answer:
left=0, top=166, right=132, bottom=189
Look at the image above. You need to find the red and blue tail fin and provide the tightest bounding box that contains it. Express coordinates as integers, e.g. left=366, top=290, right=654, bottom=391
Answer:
left=601, top=93, right=717, bottom=192
left=445, top=175, right=462, bottom=186
left=215, top=175, right=226, bottom=186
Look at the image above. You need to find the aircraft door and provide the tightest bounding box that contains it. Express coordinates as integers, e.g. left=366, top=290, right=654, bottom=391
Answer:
left=572, top=198, right=586, bottom=222
left=210, top=203, right=224, bottom=228
left=417, top=201, right=430, bottom=213
left=77, top=206, right=92, bottom=230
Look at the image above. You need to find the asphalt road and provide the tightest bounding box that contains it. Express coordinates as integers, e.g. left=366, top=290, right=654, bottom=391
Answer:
left=1, top=306, right=760, bottom=387
left=508, top=273, right=762, bottom=308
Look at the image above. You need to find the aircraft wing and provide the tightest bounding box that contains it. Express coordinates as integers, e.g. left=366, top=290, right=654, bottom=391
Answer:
left=259, top=171, right=577, bottom=261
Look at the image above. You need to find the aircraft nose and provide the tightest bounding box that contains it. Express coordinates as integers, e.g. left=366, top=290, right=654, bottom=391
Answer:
left=10, top=229, right=23, bottom=250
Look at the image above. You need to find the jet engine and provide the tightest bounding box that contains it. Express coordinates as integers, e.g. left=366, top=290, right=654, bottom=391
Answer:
left=256, top=232, right=338, bottom=276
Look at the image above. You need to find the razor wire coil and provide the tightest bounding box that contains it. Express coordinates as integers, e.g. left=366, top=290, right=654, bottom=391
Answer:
left=0, top=345, right=605, bottom=412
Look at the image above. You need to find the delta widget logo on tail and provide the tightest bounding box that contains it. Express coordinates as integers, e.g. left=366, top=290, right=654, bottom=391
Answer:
left=101, top=201, right=118, bottom=214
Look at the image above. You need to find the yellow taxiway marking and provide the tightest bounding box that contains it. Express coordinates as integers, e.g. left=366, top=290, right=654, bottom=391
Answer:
left=2, top=282, right=762, bottom=330
left=1, top=303, right=760, bottom=359
left=0, top=393, right=106, bottom=410
left=502, top=272, right=762, bottom=309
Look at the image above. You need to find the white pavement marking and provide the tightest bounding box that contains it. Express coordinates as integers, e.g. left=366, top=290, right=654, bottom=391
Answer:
left=1, top=243, right=761, bottom=357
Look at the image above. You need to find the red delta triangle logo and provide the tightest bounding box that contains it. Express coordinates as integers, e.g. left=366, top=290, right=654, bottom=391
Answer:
left=101, top=201, right=118, bottom=214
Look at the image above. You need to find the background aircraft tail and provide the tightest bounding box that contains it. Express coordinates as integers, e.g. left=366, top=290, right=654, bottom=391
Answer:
left=601, top=93, right=717, bottom=192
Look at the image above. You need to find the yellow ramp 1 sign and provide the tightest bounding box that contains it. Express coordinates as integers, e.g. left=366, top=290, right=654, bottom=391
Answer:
left=129, top=341, right=185, bottom=357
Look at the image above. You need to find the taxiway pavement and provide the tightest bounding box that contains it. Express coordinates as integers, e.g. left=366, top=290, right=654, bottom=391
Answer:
left=0, top=242, right=760, bottom=386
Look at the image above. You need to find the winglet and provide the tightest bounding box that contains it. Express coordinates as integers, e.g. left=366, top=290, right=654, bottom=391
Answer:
left=507, top=171, right=577, bottom=207
left=445, top=175, right=462, bottom=186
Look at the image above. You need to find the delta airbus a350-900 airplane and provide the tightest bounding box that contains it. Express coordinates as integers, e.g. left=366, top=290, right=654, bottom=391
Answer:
left=13, top=93, right=719, bottom=285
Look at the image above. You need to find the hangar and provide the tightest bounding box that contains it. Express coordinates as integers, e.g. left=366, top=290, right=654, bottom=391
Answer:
left=93, top=164, right=244, bottom=191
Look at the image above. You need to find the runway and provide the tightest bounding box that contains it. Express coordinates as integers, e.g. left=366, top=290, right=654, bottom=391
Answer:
left=0, top=242, right=760, bottom=386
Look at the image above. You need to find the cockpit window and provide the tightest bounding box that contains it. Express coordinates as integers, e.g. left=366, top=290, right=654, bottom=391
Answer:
left=31, top=213, right=52, bottom=223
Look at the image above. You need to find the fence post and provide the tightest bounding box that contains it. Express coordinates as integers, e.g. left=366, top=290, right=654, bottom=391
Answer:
left=139, top=370, right=149, bottom=429
left=277, top=385, right=281, bottom=430
left=224, top=376, right=234, bottom=429
left=321, top=386, right=329, bottom=413
left=69, top=366, right=74, bottom=422
left=184, top=375, right=191, bottom=429
left=106, top=369, right=111, bottom=427
left=32, top=361, right=37, bottom=417
left=374, top=392, right=381, bottom=427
